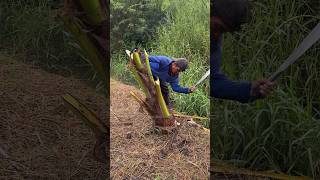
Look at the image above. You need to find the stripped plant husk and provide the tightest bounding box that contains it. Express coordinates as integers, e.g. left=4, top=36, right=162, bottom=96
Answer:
left=144, top=50, right=155, bottom=85
left=154, top=78, right=170, bottom=118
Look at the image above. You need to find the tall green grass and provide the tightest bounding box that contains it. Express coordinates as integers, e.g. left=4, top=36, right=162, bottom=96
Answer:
left=0, top=0, right=94, bottom=78
left=156, top=0, right=209, bottom=118
left=211, top=0, right=320, bottom=177
left=111, top=0, right=210, bottom=121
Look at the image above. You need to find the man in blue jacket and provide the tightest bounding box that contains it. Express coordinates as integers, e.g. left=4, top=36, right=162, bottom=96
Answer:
left=211, top=0, right=275, bottom=103
left=148, top=55, right=196, bottom=110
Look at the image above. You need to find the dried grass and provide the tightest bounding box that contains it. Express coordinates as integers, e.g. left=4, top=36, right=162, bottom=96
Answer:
left=110, top=80, right=209, bottom=179
left=0, top=56, right=108, bottom=179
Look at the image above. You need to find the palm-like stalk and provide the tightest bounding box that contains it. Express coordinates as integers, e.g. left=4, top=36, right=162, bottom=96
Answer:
left=132, top=52, right=144, bottom=71
left=61, top=0, right=109, bottom=163
left=154, top=78, right=170, bottom=118
left=129, top=50, right=174, bottom=129
left=61, top=17, right=106, bottom=83
left=144, top=50, right=155, bottom=85
left=78, top=0, right=106, bottom=25
left=129, top=65, right=150, bottom=97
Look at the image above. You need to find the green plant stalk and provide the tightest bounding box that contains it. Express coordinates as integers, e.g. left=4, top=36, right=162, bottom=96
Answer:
left=144, top=49, right=155, bottom=85
left=62, top=94, right=108, bottom=134
left=79, top=0, right=106, bottom=25
left=133, top=52, right=144, bottom=70
left=155, top=78, right=170, bottom=118
left=61, top=16, right=107, bottom=84
left=129, top=66, right=150, bottom=98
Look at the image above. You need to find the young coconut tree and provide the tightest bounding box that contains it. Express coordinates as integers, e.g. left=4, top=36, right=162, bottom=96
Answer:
left=128, top=49, right=177, bottom=132
left=61, top=0, right=109, bottom=164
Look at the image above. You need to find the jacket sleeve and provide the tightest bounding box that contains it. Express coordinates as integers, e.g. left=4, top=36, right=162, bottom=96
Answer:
left=211, top=34, right=255, bottom=103
left=170, top=79, right=190, bottom=94
left=211, top=73, right=254, bottom=103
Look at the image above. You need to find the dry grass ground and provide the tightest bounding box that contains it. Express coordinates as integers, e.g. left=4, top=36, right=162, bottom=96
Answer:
left=110, top=79, right=210, bottom=179
left=0, top=55, right=108, bottom=179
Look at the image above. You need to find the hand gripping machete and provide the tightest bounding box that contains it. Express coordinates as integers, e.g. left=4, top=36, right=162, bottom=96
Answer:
left=192, top=23, right=320, bottom=87
left=269, top=22, right=320, bottom=81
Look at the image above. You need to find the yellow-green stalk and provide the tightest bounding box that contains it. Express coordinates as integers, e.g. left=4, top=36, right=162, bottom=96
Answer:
left=61, top=16, right=107, bottom=84
left=144, top=49, right=155, bottom=85
left=62, top=94, right=108, bottom=135
left=129, top=66, right=150, bottom=98
left=155, top=79, right=170, bottom=118
left=79, top=0, right=106, bottom=25
left=133, top=52, right=144, bottom=70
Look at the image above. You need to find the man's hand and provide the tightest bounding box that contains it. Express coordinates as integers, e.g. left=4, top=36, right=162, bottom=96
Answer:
left=251, top=79, right=275, bottom=98
left=189, top=86, right=196, bottom=93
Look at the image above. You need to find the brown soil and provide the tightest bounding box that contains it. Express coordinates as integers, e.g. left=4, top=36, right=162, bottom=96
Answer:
left=110, top=79, right=210, bottom=179
left=0, top=55, right=108, bottom=179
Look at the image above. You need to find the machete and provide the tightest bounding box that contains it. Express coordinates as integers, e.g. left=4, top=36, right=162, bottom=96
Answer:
left=269, top=22, right=320, bottom=81
left=194, top=69, right=210, bottom=87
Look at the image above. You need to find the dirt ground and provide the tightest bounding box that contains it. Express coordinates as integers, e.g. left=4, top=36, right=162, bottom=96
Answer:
left=110, top=79, right=210, bottom=179
left=0, top=55, right=108, bottom=179
left=0, top=54, right=210, bottom=179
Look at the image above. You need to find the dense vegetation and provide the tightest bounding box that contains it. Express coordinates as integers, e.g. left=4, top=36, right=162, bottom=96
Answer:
left=111, top=0, right=210, bottom=119
left=0, top=0, right=97, bottom=80
left=211, top=0, right=320, bottom=178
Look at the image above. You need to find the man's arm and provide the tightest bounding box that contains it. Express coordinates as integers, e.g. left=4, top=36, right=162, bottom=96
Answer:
left=170, top=80, right=190, bottom=94
left=211, top=73, right=253, bottom=103
left=211, top=34, right=255, bottom=103
left=211, top=73, right=275, bottom=103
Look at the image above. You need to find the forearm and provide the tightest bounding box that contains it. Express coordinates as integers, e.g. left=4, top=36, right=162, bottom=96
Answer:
left=211, top=74, right=254, bottom=103
left=171, top=84, right=190, bottom=94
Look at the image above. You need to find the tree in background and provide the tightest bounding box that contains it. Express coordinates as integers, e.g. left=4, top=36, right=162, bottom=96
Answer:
left=110, top=0, right=166, bottom=52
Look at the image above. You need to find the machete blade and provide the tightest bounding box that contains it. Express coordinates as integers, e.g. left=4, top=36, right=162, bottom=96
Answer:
left=269, top=22, right=320, bottom=81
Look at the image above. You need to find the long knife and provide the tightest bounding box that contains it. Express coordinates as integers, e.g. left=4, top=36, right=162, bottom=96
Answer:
left=269, top=22, right=320, bottom=81
left=194, top=69, right=210, bottom=87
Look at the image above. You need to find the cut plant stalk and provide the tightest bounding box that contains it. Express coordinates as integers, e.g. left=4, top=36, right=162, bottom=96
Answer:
left=155, top=78, right=170, bottom=118
left=132, top=52, right=144, bottom=71
left=129, top=65, right=150, bottom=98
left=130, top=91, right=153, bottom=113
left=61, top=16, right=107, bottom=83
left=62, top=94, right=108, bottom=164
left=144, top=49, right=155, bottom=85
left=79, top=0, right=106, bottom=25
left=210, top=161, right=311, bottom=180
left=173, top=113, right=208, bottom=120
left=61, top=0, right=109, bottom=164
left=63, top=94, right=108, bottom=134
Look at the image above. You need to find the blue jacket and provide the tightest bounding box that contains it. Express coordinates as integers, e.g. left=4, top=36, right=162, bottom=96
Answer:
left=210, top=34, right=252, bottom=103
left=149, top=56, right=190, bottom=94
